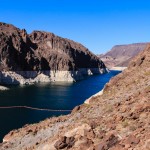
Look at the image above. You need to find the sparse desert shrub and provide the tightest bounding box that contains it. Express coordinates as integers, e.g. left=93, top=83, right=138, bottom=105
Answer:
left=105, top=104, right=113, bottom=113
left=144, top=71, right=150, bottom=76
left=122, top=119, right=129, bottom=128
left=129, top=125, right=137, bottom=131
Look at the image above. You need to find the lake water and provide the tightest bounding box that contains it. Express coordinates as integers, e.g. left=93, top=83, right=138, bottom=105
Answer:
left=0, top=71, right=121, bottom=141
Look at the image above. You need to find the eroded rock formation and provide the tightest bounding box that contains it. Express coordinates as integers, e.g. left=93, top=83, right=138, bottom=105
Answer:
left=0, top=22, right=106, bottom=84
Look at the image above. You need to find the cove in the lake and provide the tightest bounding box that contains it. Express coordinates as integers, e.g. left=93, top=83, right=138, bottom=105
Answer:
left=0, top=71, right=121, bottom=141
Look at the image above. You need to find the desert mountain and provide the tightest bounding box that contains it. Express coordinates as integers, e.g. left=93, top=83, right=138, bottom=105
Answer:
left=0, top=22, right=106, bottom=84
left=99, top=43, right=147, bottom=68
left=1, top=44, right=149, bottom=149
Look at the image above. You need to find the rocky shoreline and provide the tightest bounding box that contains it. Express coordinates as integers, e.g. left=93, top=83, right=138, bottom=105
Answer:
left=0, top=68, right=107, bottom=85
left=0, top=22, right=107, bottom=85
left=109, top=67, right=127, bottom=71
left=0, top=85, right=9, bottom=91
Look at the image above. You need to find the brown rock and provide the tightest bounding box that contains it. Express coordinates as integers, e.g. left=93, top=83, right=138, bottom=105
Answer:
left=89, top=121, right=97, bottom=129
left=78, top=137, right=94, bottom=150
left=144, top=139, right=150, bottom=150
left=97, top=130, right=106, bottom=139
left=126, top=135, right=140, bottom=145
left=66, top=136, right=75, bottom=148
left=54, top=140, right=67, bottom=150
left=84, top=129, right=95, bottom=139
left=54, top=136, right=75, bottom=150
left=0, top=22, right=106, bottom=74
left=95, top=134, right=118, bottom=150
left=71, top=106, right=80, bottom=114
left=115, top=115, right=123, bottom=122
left=95, top=142, right=106, bottom=150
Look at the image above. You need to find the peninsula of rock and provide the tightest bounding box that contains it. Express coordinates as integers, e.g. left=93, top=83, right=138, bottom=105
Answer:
left=0, top=22, right=107, bottom=85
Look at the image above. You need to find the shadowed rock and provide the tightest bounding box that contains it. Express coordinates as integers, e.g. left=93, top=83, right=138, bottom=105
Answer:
left=0, top=22, right=107, bottom=84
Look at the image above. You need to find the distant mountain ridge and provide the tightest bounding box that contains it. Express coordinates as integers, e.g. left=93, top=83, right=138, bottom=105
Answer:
left=98, top=43, right=148, bottom=68
left=0, top=22, right=107, bottom=84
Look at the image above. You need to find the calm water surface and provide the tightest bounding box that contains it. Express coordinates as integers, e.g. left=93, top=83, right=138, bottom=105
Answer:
left=0, top=71, right=121, bottom=141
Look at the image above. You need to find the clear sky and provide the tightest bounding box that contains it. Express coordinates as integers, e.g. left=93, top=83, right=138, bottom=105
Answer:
left=0, top=0, right=150, bottom=54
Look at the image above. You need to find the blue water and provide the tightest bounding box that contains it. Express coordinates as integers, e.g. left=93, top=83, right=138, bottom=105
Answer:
left=0, top=71, right=121, bottom=141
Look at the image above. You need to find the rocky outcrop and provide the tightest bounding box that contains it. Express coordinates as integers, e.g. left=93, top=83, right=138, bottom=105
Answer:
left=0, top=22, right=107, bottom=84
left=0, top=44, right=149, bottom=149
left=98, top=43, right=147, bottom=68
left=0, top=85, right=9, bottom=91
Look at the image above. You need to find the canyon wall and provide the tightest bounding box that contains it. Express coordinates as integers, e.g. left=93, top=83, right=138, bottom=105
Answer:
left=0, top=22, right=107, bottom=84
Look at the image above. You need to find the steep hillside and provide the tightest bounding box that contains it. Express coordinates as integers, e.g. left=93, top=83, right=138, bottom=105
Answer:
left=0, top=22, right=106, bottom=84
left=0, top=44, right=149, bottom=149
left=99, top=43, right=147, bottom=68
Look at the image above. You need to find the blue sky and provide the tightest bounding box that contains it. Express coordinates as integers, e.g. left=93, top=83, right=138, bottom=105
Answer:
left=0, top=0, right=150, bottom=54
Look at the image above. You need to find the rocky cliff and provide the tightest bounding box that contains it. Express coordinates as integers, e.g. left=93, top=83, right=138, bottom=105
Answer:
left=0, top=22, right=106, bottom=84
left=99, top=43, right=147, bottom=68
left=1, top=44, right=149, bottom=149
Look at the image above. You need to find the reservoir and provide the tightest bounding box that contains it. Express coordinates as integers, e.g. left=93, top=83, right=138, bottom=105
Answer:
left=0, top=71, right=121, bottom=141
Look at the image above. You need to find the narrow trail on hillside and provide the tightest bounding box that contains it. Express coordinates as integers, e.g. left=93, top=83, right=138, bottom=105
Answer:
left=0, top=106, right=72, bottom=112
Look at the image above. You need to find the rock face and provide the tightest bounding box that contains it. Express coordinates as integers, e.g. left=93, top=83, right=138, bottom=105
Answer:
left=0, top=22, right=106, bottom=84
left=98, top=43, right=147, bottom=68
left=0, top=44, right=149, bottom=149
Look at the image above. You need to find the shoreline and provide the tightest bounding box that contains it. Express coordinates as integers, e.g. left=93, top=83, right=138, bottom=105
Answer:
left=0, top=86, right=9, bottom=91
left=109, top=66, right=127, bottom=71
left=0, top=68, right=108, bottom=85
left=0, top=70, right=122, bottom=147
left=84, top=89, right=104, bottom=104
